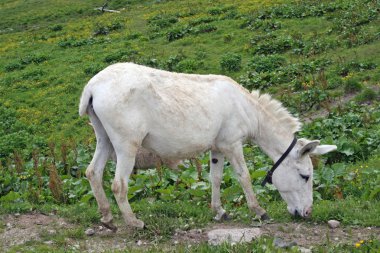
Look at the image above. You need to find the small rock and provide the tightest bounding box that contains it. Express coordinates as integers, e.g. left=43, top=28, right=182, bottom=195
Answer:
left=44, top=240, right=54, bottom=245
left=98, top=225, right=104, bottom=231
left=208, top=228, right=262, bottom=246
left=334, top=237, right=339, bottom=241
left=6, top=223, right=12, bottom=230
left=173, top=240, right=179, bottom=245
left=85, top=228, right=95, bottom=236
left=136, top=240, right=142, bottom=246
left=48, top=229, right=56, bottom=235
left=14, top=213, right=20, bottom=217
left=328, top=220, right=340, bottom=229
left=273, top=237, right=297, bottom=248
left=299, top=247, right=312, bottom=253
left=313, top=230, right=319, bottom=236
left=189, top=228, right=202, bottom=234
left=175, top=228, right=186, bottom=235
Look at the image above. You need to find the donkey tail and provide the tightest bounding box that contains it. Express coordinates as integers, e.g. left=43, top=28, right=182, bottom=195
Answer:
left=79, top=85, right=92, bottom=116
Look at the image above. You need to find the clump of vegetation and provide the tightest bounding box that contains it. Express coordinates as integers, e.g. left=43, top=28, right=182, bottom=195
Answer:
left=103, top=49, right=139, bottom=63
left=166, top=23, right=217, bottom=42
left=248, top=55, right=285, bottom=73
left=147, top=13, right=178, bottom=30
left=356, top=88, right=378, bottom=102
left=344, top=78, right=362, bottom=93
left=220, top=53, right=242, bottom=72
left=58, top=37, right=110, bottom=48
left=49, top=24, right=63, bottom=32
left=93, top=21, right=123, bottom=36
left=4, top=54, right=49, bottom=72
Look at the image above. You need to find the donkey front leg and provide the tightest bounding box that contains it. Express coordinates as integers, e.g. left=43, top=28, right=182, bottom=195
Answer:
left=210, top=151, right=228, bottom=221
left=226, top=145, right=268, bottom=220
left=112, top=144, right=144, bottom=229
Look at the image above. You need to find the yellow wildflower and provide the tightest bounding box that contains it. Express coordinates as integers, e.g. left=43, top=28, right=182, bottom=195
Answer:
left=355, top=243, right=361, bottom=248
left=360, top=240, right=364, bottom=244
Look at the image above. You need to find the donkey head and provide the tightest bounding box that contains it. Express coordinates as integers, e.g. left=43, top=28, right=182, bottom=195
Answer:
left=272, top=138, right=336, bottom=218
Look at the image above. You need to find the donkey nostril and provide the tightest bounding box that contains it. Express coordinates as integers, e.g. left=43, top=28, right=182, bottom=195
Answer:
left=305, top=207, right=312, bottom=217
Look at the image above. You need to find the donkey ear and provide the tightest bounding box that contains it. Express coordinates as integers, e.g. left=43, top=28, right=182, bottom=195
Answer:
left=298, top=139, right=320, bottom=157
left=310, top=145, right=337, bottom=156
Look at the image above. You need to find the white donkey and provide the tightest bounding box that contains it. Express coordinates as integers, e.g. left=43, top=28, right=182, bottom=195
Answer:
left=79, top=63, right=336, bottom=230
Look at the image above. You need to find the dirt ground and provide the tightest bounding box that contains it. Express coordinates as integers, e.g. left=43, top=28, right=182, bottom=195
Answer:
left=1, top=212, right=379, bottom=252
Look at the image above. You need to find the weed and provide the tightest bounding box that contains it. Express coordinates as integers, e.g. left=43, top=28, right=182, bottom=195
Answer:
left=220, top=53, right=241, bottom=72
left=356, top=88, right=377, bottom=102
left=84, top=63, right=105, bottom=76
left=49, top=24, right=63, bottom=32
left=93, top=21, right=123, bottom=36
left=248, top=55, right=285, bottom=73
left=207, top=6, right=234, bottom=16
left=58, top=37, right=110, bottom=48
left=48, top=163, right=65, bottom=203
left=103, top=49, right=139, bottom=63
left=148, top=13, right=178, bottom=30
left=344, top=78, right=362, bottom=93
left=176, top=59, right=203, bottom=73
left=4, top=62, right=25, bottom=72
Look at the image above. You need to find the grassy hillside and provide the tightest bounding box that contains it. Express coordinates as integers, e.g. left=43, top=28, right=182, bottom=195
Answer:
left=1, top=0, right=379, bottom=160
left=1, top=1, right=380, bottom=252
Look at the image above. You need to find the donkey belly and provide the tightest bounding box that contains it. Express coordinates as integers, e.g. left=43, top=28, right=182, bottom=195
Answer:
left=141, top=126, right=216, bottom=159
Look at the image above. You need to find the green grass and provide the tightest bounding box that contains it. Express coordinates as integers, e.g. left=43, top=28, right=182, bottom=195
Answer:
left=3, top=197, right=380, bottom=252
left=1, top=0, right=379, bottom=158
left=1, top=1, right=380, bottom=251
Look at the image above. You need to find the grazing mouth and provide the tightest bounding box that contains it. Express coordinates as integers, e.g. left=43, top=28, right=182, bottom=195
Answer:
left=293, top=208, right=312, bottom=218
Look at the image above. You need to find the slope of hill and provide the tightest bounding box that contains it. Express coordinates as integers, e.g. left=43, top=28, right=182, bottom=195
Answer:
left=0, top=0, right=379, bottom=159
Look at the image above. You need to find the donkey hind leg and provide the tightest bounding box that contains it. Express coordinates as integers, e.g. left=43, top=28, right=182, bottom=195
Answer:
left=86, top=109, right=116, bottom=231
left=225, top=145, right=268, bottom=219
left=112, top=142, right=144, bottom=228
left=210, top=151, right=228, bottom=221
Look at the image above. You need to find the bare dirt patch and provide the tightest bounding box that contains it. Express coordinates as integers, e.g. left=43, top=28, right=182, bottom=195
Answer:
left=173, top=222, right=380, bottom=247
left=0, top=212, right=71, bottom=249
left=1, top=213, right=379, bottom=252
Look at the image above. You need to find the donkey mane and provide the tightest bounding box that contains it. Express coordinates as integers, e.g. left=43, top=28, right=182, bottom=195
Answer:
left=251, top=90, right=302, bottom=134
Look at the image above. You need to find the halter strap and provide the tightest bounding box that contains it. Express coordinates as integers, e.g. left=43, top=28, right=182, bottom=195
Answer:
left=261, top=137, right=297, bottom=186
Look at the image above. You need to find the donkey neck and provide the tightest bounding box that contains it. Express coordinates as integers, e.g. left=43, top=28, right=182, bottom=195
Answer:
left=254, top=125, right=295, bottom=162
left=246, top=92, right=299, bottom=162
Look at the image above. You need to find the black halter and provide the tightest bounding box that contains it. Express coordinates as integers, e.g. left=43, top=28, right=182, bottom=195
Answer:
left=261, top=137, right=298, bottom=186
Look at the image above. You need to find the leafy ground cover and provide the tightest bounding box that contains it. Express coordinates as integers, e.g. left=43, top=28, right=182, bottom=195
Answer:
left=0, top=0, right=379, bottom=252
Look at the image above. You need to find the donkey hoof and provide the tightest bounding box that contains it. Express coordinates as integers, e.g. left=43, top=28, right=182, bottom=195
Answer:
left=129, top=219, right=145, bottom=229
left=220, top=212, right=231, bottom=221
left=260, top=213, right=270, bottom=221
left=214, top=211, right=229, bottom=221
left=101, top=221, right=118, bottom=232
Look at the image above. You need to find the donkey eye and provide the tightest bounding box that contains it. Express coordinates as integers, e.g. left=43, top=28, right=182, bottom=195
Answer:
left=300, top=174, right=310, bottom=182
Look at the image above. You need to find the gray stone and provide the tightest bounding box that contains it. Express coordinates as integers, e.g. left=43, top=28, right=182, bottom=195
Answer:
left=85, top=228, right=95, bottom=236
left=207, top=228, right=262, bottom=246
left=327, top=220, right=340, bottom=229
left=48, top=229, right=56, bottom=235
